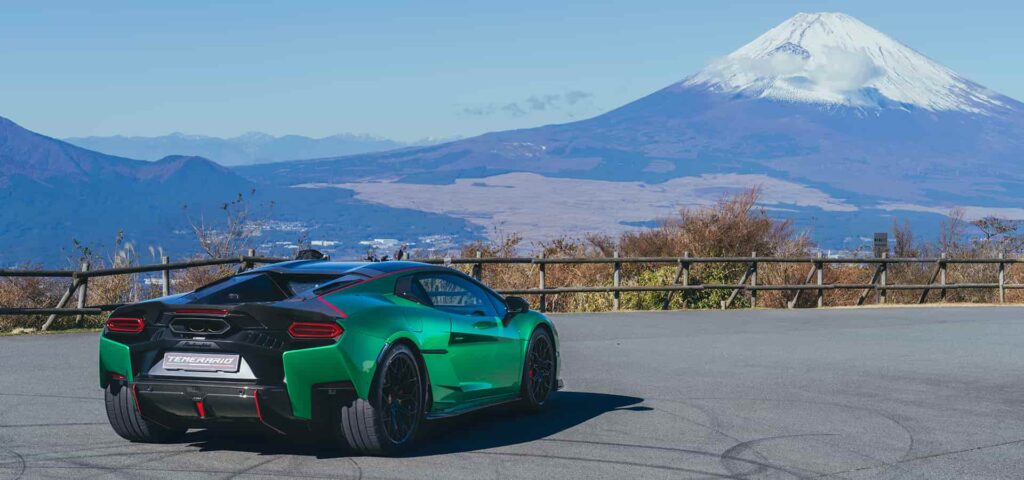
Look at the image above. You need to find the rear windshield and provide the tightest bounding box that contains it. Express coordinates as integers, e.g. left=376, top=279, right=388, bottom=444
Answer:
left=191, top=273, right=288, bottom=304
left=190, top=273, right=345, bottom=304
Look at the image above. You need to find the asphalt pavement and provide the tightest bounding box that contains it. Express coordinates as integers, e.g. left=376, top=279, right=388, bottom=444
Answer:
left=2, top=307, right=1023, bottom=479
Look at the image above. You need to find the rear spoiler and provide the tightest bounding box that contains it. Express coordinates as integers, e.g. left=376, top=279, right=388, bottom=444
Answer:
left=110, top=300, right=342, bottom=331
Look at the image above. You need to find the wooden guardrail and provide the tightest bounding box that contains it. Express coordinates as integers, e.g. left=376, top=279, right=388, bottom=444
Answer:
left=1, top=252, right=1021, bottom=326
left=427, top=252, right=1022, bottom=311
left=0, top=251, right=287, bottom=330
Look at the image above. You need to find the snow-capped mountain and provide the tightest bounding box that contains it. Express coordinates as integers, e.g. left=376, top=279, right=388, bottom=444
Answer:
left=684, top=12, right=1013, bottom=114
left=238, top=11, right=1024, bottom=247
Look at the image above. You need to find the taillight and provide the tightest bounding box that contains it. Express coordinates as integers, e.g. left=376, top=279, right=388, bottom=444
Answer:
left=107, top=317, right=145, bottom=333
left=288, top=322, right=343, bottom=339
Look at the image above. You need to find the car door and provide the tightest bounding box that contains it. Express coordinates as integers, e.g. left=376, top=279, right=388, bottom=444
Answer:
left=416, top=272, right=520, bottom=399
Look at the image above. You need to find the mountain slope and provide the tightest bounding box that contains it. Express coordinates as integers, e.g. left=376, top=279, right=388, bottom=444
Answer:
left=237, top=12, right=1024, bottom=246
left=0, top=117, right=479, bottom=264
left=63, top=131, right=410, bottom=166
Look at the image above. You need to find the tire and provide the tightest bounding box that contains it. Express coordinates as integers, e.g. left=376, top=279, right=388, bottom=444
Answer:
left=104, top=383, right=185, bottom=443
left=519, top=327, right=557, bottom=411
left=338, top=344, right=425, bottom=456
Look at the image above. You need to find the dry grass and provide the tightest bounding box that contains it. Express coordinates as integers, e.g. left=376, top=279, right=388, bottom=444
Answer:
left=0, top=266, right=67, bottom=331
left=455, top=189, right=1024, bottom=312
left=5, top=188, right=1024, bottom=332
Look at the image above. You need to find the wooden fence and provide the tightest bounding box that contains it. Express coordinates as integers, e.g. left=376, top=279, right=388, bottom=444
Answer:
left=1, top=252, right=1022, bottom=328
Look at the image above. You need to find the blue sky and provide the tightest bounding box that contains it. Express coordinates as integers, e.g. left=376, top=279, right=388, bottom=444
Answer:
left=2, top=0, right=1021, bottom=141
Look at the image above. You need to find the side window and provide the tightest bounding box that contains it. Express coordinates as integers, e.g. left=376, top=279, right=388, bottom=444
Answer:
left=486, top=291, right=508, bottom=318
left=416, top=273, right=497, bottom=317
left=394, top=275, right=432, bottom=306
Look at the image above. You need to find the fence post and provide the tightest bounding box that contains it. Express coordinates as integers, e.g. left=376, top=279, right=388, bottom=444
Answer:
left=41, top=280, right=79, bottom=331
left=940, top=253, right=947, bottom=301
left=750, top=252, right=757, bottom=309
left=662, top=251, right=689, bottom=310
left=816, top=252, right=824, bottom=308
left=682, top=252, right=690, bottom=309
left=472, top=251, right=482, bottom=280
left=612, top=251, right=620, bottom=311
left=538, top=255, right=546, bottom=313
left=161, top=256, right=171, bottom=297
left=74, top=262, right=90, bottom=325
left=998, top=252, right=1005, bottom=304
left=878, top=253, right=887, bottom=305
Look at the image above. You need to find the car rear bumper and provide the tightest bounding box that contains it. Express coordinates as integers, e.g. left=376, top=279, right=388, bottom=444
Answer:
left=125, top=378, right=355, bottom=433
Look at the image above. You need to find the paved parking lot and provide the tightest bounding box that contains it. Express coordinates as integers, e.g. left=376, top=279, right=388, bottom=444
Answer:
left=2, top=307, right=1023, bottom=479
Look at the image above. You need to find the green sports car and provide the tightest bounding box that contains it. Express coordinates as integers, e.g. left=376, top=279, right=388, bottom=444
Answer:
left=98, top=260, right=561, bottom=455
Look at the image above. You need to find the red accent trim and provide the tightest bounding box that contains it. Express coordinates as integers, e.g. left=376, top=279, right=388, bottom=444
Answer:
left=314, top=266, right=433, bottom=318
left=316, top=296, right=348, bottom=318
left=288, top=322, right=344, bottom=339
left=254, top=391, right=286, bottom=435
left=175, top=308, right=230, bottom=316
left=131, top=383, right=143, bottom=415
left=317, top=266, right=433, bottom=297
left=253, top=391, right=264, bottom=418
left=195, top=401, right=206, bottom=418
left=111, top=373, right=126, bottom=381
left=107, top=317, right=145, bottom=333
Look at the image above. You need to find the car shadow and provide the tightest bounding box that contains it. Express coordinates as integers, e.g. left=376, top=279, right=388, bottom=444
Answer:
left=182, top=391, right=646, bottom=458
left=406, top=391, right=648, bottom=457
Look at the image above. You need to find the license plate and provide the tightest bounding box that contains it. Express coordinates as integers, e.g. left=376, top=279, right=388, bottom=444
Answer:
left=163, top=352, right=240, bottom=373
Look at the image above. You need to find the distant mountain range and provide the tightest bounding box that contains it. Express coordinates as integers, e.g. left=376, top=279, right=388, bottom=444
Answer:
left=239, top=12, right=1024, bottom=247
left=0, top=117, right=478, bottom=264
left=5, top=12, right=1024, bottom=263
left=62, top=132, right=455, bottom=166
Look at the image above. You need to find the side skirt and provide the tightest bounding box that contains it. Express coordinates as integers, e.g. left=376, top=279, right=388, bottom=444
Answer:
left=425, top=396, right=520, bottom=420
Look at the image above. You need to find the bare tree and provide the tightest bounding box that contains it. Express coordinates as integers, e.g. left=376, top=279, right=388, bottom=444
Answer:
left=892, top=219, right=917, bottom=257
left=186, top=190, right=270, bottom=259
left=939, top=208, right=968, bottom=255
left=971, top=216, right=1023, bottom=253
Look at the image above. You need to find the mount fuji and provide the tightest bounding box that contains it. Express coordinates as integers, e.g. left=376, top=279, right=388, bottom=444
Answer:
left=239, top=12, right=1024, bottom=248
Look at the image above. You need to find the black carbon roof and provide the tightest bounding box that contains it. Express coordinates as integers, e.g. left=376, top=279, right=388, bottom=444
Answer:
left=251, top=260, right=437, bottom=276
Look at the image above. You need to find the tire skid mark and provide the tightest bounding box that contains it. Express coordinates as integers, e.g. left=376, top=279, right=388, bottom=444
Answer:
left=819, top=437, right=1024, bottom=478
left=7, top=463, right=346, bottom=479
left=222, top=455, right=281, bottom=480
left=0, top=446, right=26, bottom=480
left=786, top=434, right=929, bottom=480
left=633, top=400, right=823, bottom=478
left=646, top=396, right=919, bottom=479
left=21, top=444, right=361, bottom=480
left=71, top=448, right=202, bottom=480
left=0, top=443, right=173, bottom=461
left=649, top=399, right=775, bottom=466
left=18, top=448, right=195, bottom=471
left=0, top=423, right=106, bottom=428
left=347, top=457, right=363, bottom=480
left=671, top=396, right=918, bottom=461
left=0, top=392, right=101, bottom=402
left=536, top=438, right=814, bottom=478
left=0, top=441, right=124, bottom=450
left=470, top=450, right=750, bottom=479
left=718, top=434, right=839, bottom=479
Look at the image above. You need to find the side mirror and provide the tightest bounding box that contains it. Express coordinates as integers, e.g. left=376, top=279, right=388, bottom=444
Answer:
left=505, top=296, right=530, bottom=315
